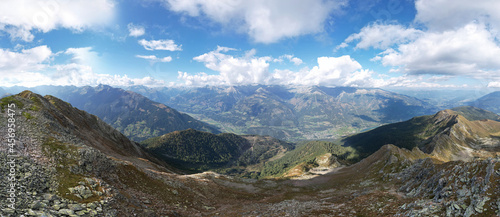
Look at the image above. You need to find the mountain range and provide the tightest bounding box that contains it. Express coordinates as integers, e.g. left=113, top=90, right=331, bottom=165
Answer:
left=1, top=84, right=441, bottom=141
left=129, top=85, right=439, bottom=141
left=470, top=91, right=500, bottom=114
left=1, top=85, right=220, bottom=141
left=1, top=92, right=500, bottom=216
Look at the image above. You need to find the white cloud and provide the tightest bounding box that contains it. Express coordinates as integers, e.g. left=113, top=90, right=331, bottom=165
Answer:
left=51, top=63, right=167, bottom=87
left=163, top=0, right=346, bottom=43
left=65, top=47, right=99, bottom=65
left=0, top=46, right=52, bottom=73
left=374, top=23, right=500, bottom=76
left=275, top=54, right=303, bottom=65
left=339, top=23, right=423, bottom=50
left=191, top=46, right=272, bottom=85
left=138, top=39, right=182, bottom=51
left=415, top=0, right=500, bottom=35
left=0, top=0, right=116, bottom=41
left=128, top=23, right=145, bottom=37
left=178, top=47, right=385, bottom=87
left=295, top=56, right=362, bottom=86
left=487, top=81, right=500, bottom=88
left=136, top=55, right=172, bottom=63
left=0, top=45, right=167, bottom=87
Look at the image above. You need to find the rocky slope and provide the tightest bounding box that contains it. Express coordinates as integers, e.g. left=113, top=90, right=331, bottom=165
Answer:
left=343, top=107, right=500, bottom=161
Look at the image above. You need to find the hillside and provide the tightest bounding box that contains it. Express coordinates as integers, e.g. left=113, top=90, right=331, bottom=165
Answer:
left=259, top=141, right=359, bottom=179
left=141, top=129, right=248, bottom=171
left=141, top=129, right=295, bottom=174
left=451, top=106, right=500, bottom=121
left=470, top=91, right=500, bottom=114
left=49, top=85, right=220, bottom=141
left=343, top=106, right=500, bottom=161
left=0, top=91, right=178, bottom=215
left=132, top=85, right=438, bottom=141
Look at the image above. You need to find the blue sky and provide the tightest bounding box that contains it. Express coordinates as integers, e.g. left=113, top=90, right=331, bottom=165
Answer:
left=1, top=0, right=500, bottom=89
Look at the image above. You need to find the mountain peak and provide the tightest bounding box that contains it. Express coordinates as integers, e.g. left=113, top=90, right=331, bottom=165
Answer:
left=95, top=84, right=113, bottom=92
left=18, top=90, right=38, bottom=99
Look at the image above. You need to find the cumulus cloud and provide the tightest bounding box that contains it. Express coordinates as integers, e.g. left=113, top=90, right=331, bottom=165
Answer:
left=339, top=23, right=423, bottom=50
left=0, top=0, right=116, bottom=41
left=178, top=47, right=385, bottom=87
left=136, top=55, right=172, bottom=63
left=163, top=0, right=346, bottom=43
left=0, top=46, right=52, bottom=73
left=138, top=39, right=182, bottom=51
left=374, top=23, right=500, bottom=76
left=335, top=0, right=500, bottom=88
left=128, top=23, right=145, bottom=37
left=191, top=46, right=272, bottom=85
left=0, top=45, right=167, bottom=87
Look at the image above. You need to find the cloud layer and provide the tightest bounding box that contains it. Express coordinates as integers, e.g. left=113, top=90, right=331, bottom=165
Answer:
left=338, top=0, right=500, bottom=88
left=0, top=0, right=116, bottom=41
left=177, top=47, right=384, bottom=87
left=163, top=0, right=346, bottom=43
left=0, top=46, right=166, bottom=87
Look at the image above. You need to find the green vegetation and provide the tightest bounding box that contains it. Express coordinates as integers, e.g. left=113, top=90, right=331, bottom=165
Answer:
left=342, top=115, right=438, bottom=157
left=22, top=111, right=34, bottom=120
left=41, top=138, right=100, bottom=203
left=0, top=95, right=24, bottom=112
left=30, top=96, right=42, bottom=105
left=29, top=105, right=40, bottom=111
left=141, top=129, right=247, bottom=171
left=260, top=141, right=358, bottom=178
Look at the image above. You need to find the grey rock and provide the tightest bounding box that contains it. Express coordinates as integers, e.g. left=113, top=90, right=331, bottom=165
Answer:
left=58, top=209, right=75, bottom=215
left=43, top=193, right=56, bottom=201
left=68, top=204, right=84, bottom=211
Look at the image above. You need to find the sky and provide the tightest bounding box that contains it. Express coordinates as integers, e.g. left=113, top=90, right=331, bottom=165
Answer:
left=1, top=0, right=500, bottom=90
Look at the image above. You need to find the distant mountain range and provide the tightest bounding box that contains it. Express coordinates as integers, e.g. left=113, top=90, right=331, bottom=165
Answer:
left=469, top=91, right=500, bottom=114
left=128, top=85, right=440, bottom=141
left=1, top=84, right=441, bottom=141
